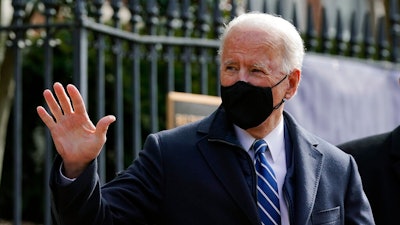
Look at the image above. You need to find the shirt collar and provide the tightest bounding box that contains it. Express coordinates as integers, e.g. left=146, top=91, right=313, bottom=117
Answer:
left=234, top=117, right=285, bottom=163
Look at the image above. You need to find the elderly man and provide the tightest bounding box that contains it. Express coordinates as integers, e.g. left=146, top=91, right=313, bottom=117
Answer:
left=37, top=12, right=374, bottom=225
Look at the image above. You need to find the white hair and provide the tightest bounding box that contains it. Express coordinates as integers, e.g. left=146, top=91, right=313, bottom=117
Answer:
left=219, top=12, right=305, bottom=74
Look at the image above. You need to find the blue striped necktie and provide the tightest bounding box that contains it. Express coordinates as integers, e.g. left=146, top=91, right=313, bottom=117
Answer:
left=253, top=139, right=281, bottom=225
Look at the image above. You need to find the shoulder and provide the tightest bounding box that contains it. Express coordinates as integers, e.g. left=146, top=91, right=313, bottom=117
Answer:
left=283, top=111, right=351, bottom=163
left=155, top=111, right=214, bottom=138
left=144, top=109, right=219, bottom=149
left=337, top=131, right=391, bottom=154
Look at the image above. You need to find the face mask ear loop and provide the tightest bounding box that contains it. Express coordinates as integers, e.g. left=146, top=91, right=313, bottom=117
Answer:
left=271, top=74, right=289, bottom=88
left=270, top=73, right=288, bottom=111
left=272, top=98, right=286, bottom=110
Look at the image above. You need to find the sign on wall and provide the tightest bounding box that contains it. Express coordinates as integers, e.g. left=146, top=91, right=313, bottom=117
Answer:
left=167, top=91, right=221, bottom=129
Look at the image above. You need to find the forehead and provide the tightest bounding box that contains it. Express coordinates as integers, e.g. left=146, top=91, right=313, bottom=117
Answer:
left=221, top=26, right=283, bottom=68
left=224, top=17, right=283, bottom=44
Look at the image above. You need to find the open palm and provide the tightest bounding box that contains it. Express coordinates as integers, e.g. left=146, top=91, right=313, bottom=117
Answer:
left=37, top=82, right=115, bottom=178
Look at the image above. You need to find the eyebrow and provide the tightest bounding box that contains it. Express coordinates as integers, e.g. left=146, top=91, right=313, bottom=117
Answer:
left=222, top=59, right=236, bottom=65
left=222, top=60, right=273, bottom=74
left=252, top=63, right=266, bottom=69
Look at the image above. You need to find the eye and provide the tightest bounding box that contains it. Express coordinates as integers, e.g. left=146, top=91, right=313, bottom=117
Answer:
left=251, top=68, right=268, bottom=76
left=251, top=68, right=262, bottom=73
left=225, top=65, right=238, bottom=72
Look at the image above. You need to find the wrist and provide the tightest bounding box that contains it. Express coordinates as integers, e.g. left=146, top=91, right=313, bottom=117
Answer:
left=62, top=161, right=89, bottom=178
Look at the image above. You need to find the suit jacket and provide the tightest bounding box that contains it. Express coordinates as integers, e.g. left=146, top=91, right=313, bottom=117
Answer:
left=338, top=125, right=400, bottom=225
left=50, top=107, right=374, bottom=225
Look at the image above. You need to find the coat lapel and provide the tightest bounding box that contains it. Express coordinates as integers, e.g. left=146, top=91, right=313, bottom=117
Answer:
left=197, top=140, right=260, bottom=225
left=293, top=138, right=323, bottom=224
left=283, top=112, right=324, bottom=224
left=195, top=107, right=260, bottom=225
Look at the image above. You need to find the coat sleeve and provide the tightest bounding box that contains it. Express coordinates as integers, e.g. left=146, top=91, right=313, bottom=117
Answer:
left=50, top=155, right=111, bottom=225
left=50, top=133, right=164, bottom=225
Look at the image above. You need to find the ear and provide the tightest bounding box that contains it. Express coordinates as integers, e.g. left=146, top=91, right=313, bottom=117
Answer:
left=285, top=69, right=301, bottom=100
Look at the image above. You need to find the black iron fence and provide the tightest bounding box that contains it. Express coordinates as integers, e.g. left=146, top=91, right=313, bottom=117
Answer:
left=0, top=0, right=399, bottom=224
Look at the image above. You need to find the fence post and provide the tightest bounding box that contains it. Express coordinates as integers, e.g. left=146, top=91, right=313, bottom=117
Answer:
left=111, top=0, right=125, bottom=173
left=305, top=3, right=318, bottom=52
left=389, top=0, right=400, bottom=63
left=127, top=0, right=142, bottom=158
left=377, top=17, right=390, bottom=61
left=349, top=12, right=361, bottom=58
left=197, top=0, right=209, bottom=95
left=181, top=0, right=193, bottom=94
left=92, top=0, right=107, bottom=184
left=11, top=0, right=26, bottom=224
left=73, top=0, right=88, bottom=102
left=43, top=1, right=57, bottom=224
left=146, top=0, right=160, bottom=133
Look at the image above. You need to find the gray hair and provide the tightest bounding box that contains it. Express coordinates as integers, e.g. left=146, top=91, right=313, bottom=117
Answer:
left=218, top=12, right=305, bottom=74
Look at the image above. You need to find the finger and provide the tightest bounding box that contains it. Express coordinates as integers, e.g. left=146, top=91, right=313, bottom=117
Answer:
left=53, top=82, right=74, bottom=115
left=95, top=115, right=116, bottom=137
left=43, top=88, right=64, bottom=121
left=36, top=106, right=56, bottom=129
left=66, top=84, right=87, bottom=115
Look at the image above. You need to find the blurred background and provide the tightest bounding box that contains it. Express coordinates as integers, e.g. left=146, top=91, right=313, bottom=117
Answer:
left=0, top=0, right=399, bottom=224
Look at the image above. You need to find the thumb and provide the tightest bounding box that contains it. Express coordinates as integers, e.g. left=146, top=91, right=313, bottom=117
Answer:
left=95, top=115, right=116, bottom=136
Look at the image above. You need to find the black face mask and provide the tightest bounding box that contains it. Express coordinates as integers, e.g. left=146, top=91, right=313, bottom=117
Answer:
left=220, top=75, right=287, bottom=129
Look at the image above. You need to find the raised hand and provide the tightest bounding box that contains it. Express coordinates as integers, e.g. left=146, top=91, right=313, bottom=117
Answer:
left=37, top=82, right=116, bottom=178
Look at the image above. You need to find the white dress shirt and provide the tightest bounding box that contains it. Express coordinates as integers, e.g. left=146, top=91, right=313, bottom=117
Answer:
left=234, top=117, right=289, bottom=225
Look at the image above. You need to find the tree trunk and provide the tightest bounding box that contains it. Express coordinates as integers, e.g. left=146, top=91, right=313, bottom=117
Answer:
left=0, top=0, right=14, bottom=186
left=0, top=44, right=15, bottom=186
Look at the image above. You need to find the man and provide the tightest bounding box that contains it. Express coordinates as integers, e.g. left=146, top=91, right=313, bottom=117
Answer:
left=338, top=125, right=400, bottom=225
left=37, top=12, right=374, bottom=224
